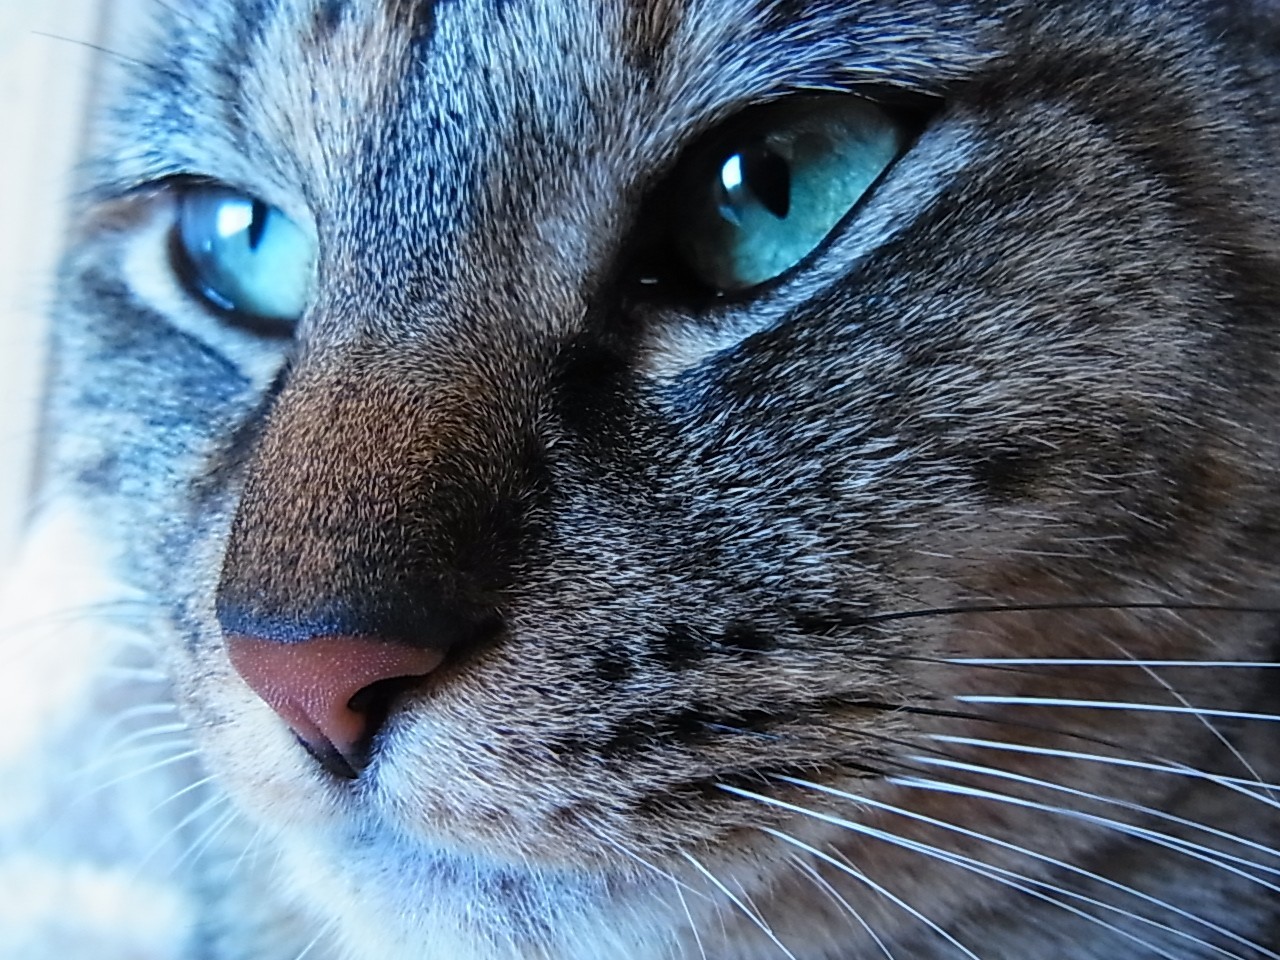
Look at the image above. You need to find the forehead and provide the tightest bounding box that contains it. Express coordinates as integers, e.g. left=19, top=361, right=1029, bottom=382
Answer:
left=106, top=0, right=991, bottom=199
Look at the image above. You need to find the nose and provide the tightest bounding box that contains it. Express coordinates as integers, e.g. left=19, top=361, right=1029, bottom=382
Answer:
left=226, top=634, right=445, bottom=779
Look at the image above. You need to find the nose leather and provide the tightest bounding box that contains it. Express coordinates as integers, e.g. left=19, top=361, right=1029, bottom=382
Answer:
left=226, top=634, right=444, bottom=777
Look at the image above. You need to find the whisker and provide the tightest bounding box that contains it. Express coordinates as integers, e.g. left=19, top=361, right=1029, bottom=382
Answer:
left=680, top=850, right=799, bottom=960
left=228, top=821, right=267, bottom=878
left=597, top=834, right=703, bottom=899
left=2, top=597, right=166, bottom=626
left=75, top=738, right=197, bottom=782
left=789, top=719, right=1280, bottom=880
left=87, top=703, right=183, bottom=750
left=96, top=719, right=190, bottom=754
left=874, top=700, right=1164, bottom=748
left=1101, top=638, right=1276, bottom=803
left=753, top=827, right=986, bottom=960
left=947, top=658, right=1280, bottom=668
left=101, top=702, right=180, bottom=724
left=291, top=916, right=341, bottom=960
left=170, top=806, right=240, bottom=875
left=904, top=754, right=1280, bottom=886
left=672, top=875, right=709, bottom=960
left=864, top=655, right=1227, bottom=696
left=788, top=805, right=1191, bottom=960
left=804, top=701, right=1276, bottom=813
left=130, top=793, right=230, bottom=877
left=860, top=601, right=1280, bottom=626
left=954, top=696, right=1280, bottom=724
left=80, top=747, right=201, bottom=797
left=29, top=30, right=154, bottom=69
left=148, top=773, right=219, bottom=815
left=733, top=783, right=1250, bottom=960
left=865, top=776, right=1280, bottom=959
left=788, top=854, right=897, bottom=960
left=929, top=734, right=1280, bottom=808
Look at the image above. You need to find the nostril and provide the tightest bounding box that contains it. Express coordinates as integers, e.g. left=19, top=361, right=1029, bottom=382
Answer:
left=226, top=634, right=445, bottom=778
left=345, top=673, right=432, bottom=746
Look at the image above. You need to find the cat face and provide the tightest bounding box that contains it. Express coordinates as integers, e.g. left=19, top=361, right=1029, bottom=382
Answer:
left=48, top=0, right=1280, bottom=957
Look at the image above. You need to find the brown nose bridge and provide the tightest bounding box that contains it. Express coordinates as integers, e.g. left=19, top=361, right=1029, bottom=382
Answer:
left=214, top=355, right=523, bottom=647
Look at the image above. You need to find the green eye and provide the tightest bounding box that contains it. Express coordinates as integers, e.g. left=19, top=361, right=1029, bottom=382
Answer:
left=171, top=186, right=316, bottom=326
left=673, top=97, right=911, bottom=293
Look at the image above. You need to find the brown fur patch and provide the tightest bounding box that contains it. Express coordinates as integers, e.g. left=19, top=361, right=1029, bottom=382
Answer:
left=624, top=0, right=687, bottom=69
left=383, top=0, right=438, bottom=39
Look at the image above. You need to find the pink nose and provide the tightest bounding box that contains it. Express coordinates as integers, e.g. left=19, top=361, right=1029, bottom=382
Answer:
left=226, top=634, right=445, bottom=778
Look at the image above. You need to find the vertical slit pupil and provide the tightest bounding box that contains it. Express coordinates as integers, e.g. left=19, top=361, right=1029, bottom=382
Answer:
left=741, top=146, right=791, bottom=219
left=247, top=200, right=270, bottom=250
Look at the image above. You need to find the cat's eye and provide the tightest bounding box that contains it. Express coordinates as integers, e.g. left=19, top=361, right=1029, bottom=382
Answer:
left=170, top=186, right=316, bottom=326
left=664, top=96, right=913, bottom=294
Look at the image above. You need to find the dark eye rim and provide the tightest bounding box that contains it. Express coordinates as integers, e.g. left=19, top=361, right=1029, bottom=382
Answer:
left=619, top=90, right=940, bottom=314
left=165, top=178, right=306, bottom=341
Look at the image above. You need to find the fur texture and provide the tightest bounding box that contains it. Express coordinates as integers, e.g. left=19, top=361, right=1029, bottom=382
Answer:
left=17, top=0, right=1280, bottom=957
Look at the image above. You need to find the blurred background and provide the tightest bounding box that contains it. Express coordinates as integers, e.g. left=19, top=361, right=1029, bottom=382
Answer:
left=0, top=0, right=134, bottom=576
left=0, top=16, right=202, bottom=954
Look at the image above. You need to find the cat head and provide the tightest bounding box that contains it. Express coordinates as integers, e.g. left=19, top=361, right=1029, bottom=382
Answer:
left=51, top=1, right=1280, bottom=957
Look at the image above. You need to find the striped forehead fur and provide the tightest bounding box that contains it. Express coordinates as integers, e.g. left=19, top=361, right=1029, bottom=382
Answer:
left=106, top=0, right=992, bottom=200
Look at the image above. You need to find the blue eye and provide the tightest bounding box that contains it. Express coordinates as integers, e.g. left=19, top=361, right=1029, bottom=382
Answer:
left=171, top=186, right=316, bottom=326
left=673, top=97, right=911, bottom=293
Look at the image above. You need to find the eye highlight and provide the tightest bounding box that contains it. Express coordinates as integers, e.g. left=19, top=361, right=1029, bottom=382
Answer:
left=170, top=185, right=316, bottom=327
left=663, top=96, right=914, bottom=295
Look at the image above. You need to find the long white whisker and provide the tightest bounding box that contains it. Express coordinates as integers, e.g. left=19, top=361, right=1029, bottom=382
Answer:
left=291, top=917, right=340, bottom=960
left=148, top=773, right=219, bottom=814
left=171, top=806, right=240, bottom=874
left=906, top=754, right=1280, bottom=886
left=98, top=702, right=180, bottom=726
left=1101, top=639, right=1275, bottom=804
left=731, top=784, right=1243, bottom=960
left=82, top=707, right=185, bottom=767
left=83, top=747, right=200, bottom=795
left=955, top=696, right=1280, bottom=724
left=929, top=734, right=1280, bottom=806
left=872, top=776, right=1280, bottom=959
left=597, top=834, right=704, bottom=899
left=788, top=855, right=897, bottom=960
left=229, top=822, right=267, bottom=878
left=76, top=737, right=197, bottom=785
left=679, top=850, right=799, bottom=960
left=672, top=875, right=709, bottom=960
left=131, top=793, right=230, bottom=876
left=948, top=659, right=1280, bottom=668
left=88, top=721, right=191, bottom=763
left=752, top=827, right=986, bottom=960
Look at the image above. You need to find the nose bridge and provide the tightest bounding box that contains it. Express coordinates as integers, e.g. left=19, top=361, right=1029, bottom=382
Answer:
left=214, top=346, right=535, bottom=647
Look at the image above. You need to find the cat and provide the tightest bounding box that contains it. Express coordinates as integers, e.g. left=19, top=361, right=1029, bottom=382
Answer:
left=11, top=0, right=1280, bottom=957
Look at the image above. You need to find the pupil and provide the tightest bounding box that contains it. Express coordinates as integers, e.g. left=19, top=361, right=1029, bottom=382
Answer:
left=741, top=145, right=791, bottom=219
left=246, top=200, right=269, bottom=251
left=716, top=145, right=792, bottom=224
